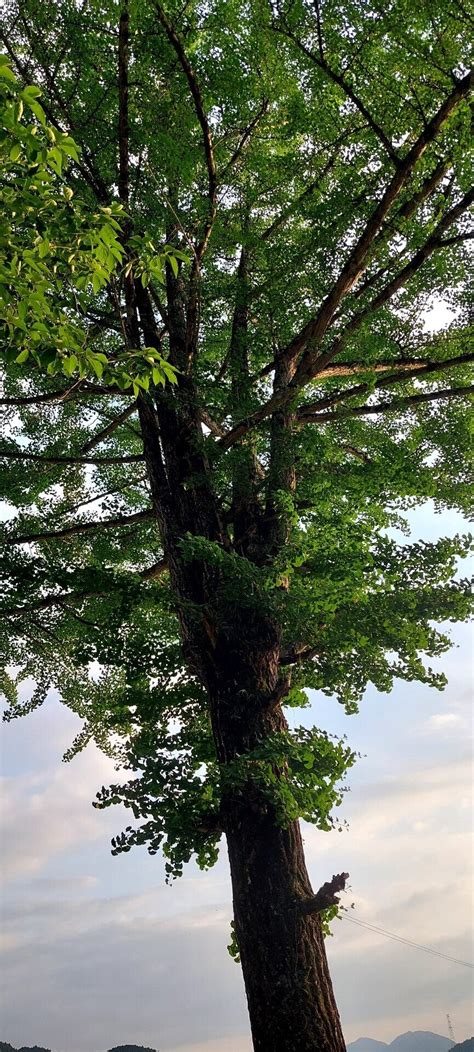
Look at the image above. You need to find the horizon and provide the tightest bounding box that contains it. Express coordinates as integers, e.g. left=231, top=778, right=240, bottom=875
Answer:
left=1, top=1027, right=471, bottom=1051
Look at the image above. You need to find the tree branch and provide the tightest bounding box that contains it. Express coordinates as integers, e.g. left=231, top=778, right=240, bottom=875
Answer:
left=279, top=23, right=399, bottom=164
left=298, top=384, right=474, bottom=424
left=289, top=71, right=472, bottom=385
left=80, top=401, right=138, bottom=453
left=218, top=179, right=473, bottom=451
left=0, top=449, right=144, bottom=465
left=0, top=381, right=133, bottom=408
left=118, top=3, right=131, bottom=207
left=299, top=873, right=349, bottom=915
left=220, top=98, right=269, bottom=176
left=3, top=560, right=168, bottom=618
left=296, top=351, right=474, bottom=417
left=2, top=590, right=106, bottom=618
left=154, top=2, right=217, bottom=262
left=6, top=509, right=155, bottom=545
left=0, top=30, right=109, bottom=202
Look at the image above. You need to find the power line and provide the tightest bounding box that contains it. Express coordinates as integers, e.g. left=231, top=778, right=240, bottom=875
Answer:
left=341, top=913, right=474, bottom=969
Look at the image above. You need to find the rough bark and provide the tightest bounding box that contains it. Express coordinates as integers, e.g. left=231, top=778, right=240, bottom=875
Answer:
left=208, top=621, right=346, bottom=1052
left=226, top=807, right=346, bottom=1052
left=138, top=391, right=346, bottom=1049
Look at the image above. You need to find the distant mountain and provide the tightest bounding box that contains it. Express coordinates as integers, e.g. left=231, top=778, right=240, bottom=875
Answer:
left=0, top=1045, right=51, bottom=1052
left=1, top=1044, right=157, bottom=1052
left=348, top=1040, right=388, bottom=1052
left=451, top=1041, right=474, bottom=1052
left=391, top=1034, right=453, bottom=1052
left=348, top=1033, right=454, bottom=1052
left=108, top=1046, right=157, bottom=1052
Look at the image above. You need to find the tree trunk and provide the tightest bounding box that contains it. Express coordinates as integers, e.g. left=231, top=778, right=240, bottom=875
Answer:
left=226, top=810, right=346, bottom=1052
left=208, top=625, right=346, bottom=1052
left=138, top=399, right=346, bottom=1050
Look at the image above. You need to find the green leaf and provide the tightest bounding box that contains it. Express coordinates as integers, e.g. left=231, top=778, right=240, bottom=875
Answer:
left=14, top=348, right=29, bottom=363
left=89, top=356, right=104, bottom=378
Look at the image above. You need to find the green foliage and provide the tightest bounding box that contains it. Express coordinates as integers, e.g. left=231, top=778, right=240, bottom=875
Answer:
left=0, top=54, right=179, bottom=391
left=0, top=0, right=472, bottom=887
left=227, top=920, right=241, bottom=963
left=221, top=727, right=356, bottom=829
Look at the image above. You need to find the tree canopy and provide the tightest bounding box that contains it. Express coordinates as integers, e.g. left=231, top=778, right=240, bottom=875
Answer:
left=1, top=0, right=472, bottom=882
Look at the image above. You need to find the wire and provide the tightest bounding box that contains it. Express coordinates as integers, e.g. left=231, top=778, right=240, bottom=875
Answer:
left=341, top=913, right=474, bottom=969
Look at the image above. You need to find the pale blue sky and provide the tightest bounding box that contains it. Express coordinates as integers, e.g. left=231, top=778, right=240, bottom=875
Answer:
left=1, top=504, right=473, bottom=1052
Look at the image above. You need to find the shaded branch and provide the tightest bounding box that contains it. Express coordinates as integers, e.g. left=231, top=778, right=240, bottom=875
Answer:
left=0, top=381, right=131, bottom=408
left=154, top=2, right=217, bottom=261
left=299, top=873, right=349, bottom=915
left=3, top=560, right=168, bottom=618
left=118, top=4, right=131, bottom=207
left=80, top=401, right=138, bottom=453
left=56, top=478, right=148, bottom=518
left=6, top=509, right=155, bottom=545
left=279, top=22, right=398, bottom=164
left=220, top=98, right=269, bottom=176
left=3, top=589, right=106, bottom=618
left=298, top=384, right=474, bottom=424
left=297, top=351, right=474, bottom=417
left=0, top=448, right=144, bottom=465
left=0, top=30, right=109, bottom=202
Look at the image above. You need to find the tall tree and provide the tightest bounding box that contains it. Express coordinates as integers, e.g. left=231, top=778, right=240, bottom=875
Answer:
left=1, top=1, right=472, bottom=1048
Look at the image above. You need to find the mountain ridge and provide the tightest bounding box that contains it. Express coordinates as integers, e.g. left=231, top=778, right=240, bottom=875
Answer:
left=2, top=1034, right=472, bottom=1052
left=0, top=1044, right=158, bottom=1052
left=348, top=1032, right=474, bottom=1052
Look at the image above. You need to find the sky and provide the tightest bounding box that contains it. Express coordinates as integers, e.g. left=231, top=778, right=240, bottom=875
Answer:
left=0, top=501, right=473, bottom=1052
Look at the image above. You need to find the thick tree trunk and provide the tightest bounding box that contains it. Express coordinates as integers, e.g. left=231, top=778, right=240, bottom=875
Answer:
left=226, top=810, right=346, bottom=1052
left=139, top=399, right=346, bottom=1050
left=208, top=624, right=346, bottom=1052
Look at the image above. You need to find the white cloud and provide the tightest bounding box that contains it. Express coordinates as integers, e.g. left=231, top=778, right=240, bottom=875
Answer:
left=429, top=712, right=463, bottom=729
left=0, top=744, right=122, bottom=882
left=1, top=663, right=472, bottom=1050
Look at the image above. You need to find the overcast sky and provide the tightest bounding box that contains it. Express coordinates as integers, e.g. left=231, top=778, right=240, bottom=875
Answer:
left=1, top=504, right=473, bottom=1052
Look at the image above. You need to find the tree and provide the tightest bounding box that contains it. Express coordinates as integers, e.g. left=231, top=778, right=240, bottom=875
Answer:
left=0, top=1, right=472, bottom=1049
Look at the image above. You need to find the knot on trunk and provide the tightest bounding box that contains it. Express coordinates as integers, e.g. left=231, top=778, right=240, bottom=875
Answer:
left=299, top=872, right=349, bottom=915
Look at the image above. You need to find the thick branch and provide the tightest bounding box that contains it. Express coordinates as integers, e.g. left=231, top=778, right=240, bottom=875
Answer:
left=219, top=183, right=473, bottom=451
left=299, top=873, right=349, bottom=915
left=6, top=509, right=154, bottom=545
left=0, top=449, right=144, bottom=465
left=3, top=560, right=168, bottom=618
left=352, top=157, right=452, bottom=303
left=297, top=351, right=474, bottom=417
left=348, top=187, right=474, bottom=328
left=298, top=384, right=474, bottom=424
left=268, top=71, right=471, bottom=386
left=154, top=2, right=217, bottom=261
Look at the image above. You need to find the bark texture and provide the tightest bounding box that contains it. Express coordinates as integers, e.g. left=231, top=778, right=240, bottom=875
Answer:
left=227, top=809, right=346, bottom=1052
left=138, top=393, right=346, bottom=1051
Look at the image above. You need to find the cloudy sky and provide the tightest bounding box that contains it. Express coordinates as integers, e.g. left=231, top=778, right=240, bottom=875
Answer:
left=1, top=503, right=473, bottom=1052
